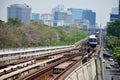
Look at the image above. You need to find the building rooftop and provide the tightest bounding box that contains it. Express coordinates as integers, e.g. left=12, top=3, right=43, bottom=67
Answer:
left=10, top=4, right=30, bottom=8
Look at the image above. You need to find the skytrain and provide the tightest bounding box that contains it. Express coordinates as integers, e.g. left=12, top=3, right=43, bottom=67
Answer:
left=88, top=35, right=97, bottom=48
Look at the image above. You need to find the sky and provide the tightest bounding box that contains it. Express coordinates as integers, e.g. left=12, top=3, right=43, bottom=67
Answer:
left=0, top=0, right=119, bottom=27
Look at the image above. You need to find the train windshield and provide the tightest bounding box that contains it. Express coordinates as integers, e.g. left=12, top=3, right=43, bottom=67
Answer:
left=89, top=39, right=96, bottom=42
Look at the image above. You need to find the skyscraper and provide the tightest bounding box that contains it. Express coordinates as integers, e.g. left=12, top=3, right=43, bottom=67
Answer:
left=67, top=8, right=83, bottom=21
left=119, top=0, right=120, bottom=19
left=110, top=7, right=119, bottom=22
left=52, top=5, right=72, bottom=26
left=54, top=12, right=67, bottom=21
left=82, top=10, right=96, bottom=26
left=52, top=4, right=65, bottom=13
left=8, top=4, right=31, bottom=23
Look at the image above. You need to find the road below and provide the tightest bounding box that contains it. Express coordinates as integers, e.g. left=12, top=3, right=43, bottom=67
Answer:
left=102, top=50, right=120, bottom=80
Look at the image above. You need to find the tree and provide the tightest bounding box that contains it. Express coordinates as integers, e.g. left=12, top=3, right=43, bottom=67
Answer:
left=0, top=20, right=5, bottom=24
left=113, top=47, right=120, bottom=65
left=107, top=19, right=120, bottom=38
left=7, top=18, right=22, bottom=27
left=107, top=19, right=120, bottom=65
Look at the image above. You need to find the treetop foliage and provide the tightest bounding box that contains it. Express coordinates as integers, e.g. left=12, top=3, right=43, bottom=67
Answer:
left=107, top=19, right=120, bottom=65
left=0, top=20, right=88, bottom=49
left=107, top=19, right=120, bottom=38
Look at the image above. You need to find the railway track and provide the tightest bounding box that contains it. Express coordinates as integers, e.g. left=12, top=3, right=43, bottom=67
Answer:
left=0, top=38, right=99, bottom=80
left=24, top=50, right=84, bottom=80
left=54, top=45, right=100, bottom=80
left=22, top=46, right=100, bottom=80
left=0, top=47, right=75, bottom=69
left=20, top=48, right=97, bottom=80
left=0, top=46, right=84, bottom=80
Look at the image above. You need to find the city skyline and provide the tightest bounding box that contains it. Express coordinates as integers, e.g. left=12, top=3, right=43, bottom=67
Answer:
left=0, top=0, right=118, bottom=27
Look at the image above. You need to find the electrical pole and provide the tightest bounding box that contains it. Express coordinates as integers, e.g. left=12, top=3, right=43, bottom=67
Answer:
left=100, top=24, right=102, bottom=48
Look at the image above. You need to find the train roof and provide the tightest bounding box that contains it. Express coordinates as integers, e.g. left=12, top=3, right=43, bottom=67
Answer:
left=89, top=35, right=96, bottom=39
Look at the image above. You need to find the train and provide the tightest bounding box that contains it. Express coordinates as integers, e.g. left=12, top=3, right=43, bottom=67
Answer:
left=88, top=35, right=97, bottom=48
left=95, top=32, right=100, bottom=37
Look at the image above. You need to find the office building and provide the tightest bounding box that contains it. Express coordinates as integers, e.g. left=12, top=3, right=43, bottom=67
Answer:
left=32, top=13, right=40, bottom=21
left=118, top=0, right=120, bottom=19
left=82, top=10, right=96, bottom=26
left=111, top=7, right=118, bottom=14
left=52, top=5, right=73, bottom=26
left=41, top=13, right=52, bottom=26
left=54, top=12, right=67, bottom=21
left=67, top=8, right=83, bottom=21
left=7, top=4, right=31, bottom=23
left=52, top=4, right=65, bottom=13
left=110, top=14, right=119, bottom=22
left=110, top=7, right=119, bottom=22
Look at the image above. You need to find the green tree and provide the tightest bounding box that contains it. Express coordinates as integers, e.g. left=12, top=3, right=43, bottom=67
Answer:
left=7, top=18, right=22, bottom=27
left=107, top=19, right=120, bottom=38
left=107, top=19, right=120, bottom=65
left=113, top=47, right=120, bottom=65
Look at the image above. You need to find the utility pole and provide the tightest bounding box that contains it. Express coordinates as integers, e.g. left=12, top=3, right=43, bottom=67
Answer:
left=100, top=24, right=102, bottom=48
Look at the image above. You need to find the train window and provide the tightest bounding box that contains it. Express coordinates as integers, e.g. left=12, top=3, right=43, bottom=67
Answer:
left=0, top=55, right=3, bottom=58
left=93, top=39, right=96, bottom=42
left=89, top=39, right=96, bottom=42
left=3, top=54, right=8, bottom=57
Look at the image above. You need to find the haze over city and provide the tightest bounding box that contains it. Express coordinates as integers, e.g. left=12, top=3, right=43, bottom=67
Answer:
left=0, top=0, right=118, bottom=27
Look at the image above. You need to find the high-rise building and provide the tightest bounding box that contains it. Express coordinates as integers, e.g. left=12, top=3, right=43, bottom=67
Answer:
left=65, top=11, right=72, bottom=24
left=110, top=7, right=119, bottom=22
left=52, top=4, right=65, bottom=13
left=111, top=7, right=118, bottom=14
left=110, top=0, right=120, bottom=20
left=67, top=8, right=83, bottom=21
left=119, top=0, right=120, bottom=19
left=82, top=10, right=96, bottom=26
left=7, top=4, right=31, bottom=23
left=32, top=13, right=40, bottom=21
left=41, top=13, right=52, bottom=26
left=110, top=14, right=119, bottom=21
left=53, top=12, right=67, bottom=26
left=52, top=5, right=73, bottom=26
left=54, top=12, right=67, bottom=21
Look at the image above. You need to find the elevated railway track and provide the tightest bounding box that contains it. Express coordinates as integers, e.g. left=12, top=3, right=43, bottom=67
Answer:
left=0, top=37, right=100, bottom=80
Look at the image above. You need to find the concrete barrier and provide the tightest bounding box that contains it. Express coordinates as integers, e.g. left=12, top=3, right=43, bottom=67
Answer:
left=65, top=59, right=97, bottom=80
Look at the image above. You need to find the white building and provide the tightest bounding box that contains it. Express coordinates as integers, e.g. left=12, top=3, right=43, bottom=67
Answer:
left=111, top=7, right=118, bottom=14
left=41, top=13, right=53, bottom=26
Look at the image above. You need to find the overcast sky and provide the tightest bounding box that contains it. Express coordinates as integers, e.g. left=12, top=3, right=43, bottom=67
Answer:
left=0, top=0, right=119, bottom=26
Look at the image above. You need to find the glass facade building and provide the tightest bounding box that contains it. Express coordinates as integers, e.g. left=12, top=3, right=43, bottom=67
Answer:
left=32, top=13, right=40, bottom=21
left=110, top=14, right=119, bottom=21
left=67, top=8, right=83, bottom=21
left=8, top=4, right=31, bottom=23
left=118, top=0, right=120, bottom=19
left=54, top=12, right=67, bottom=21
left=82, top=10, right=96, bottom=26
left=110, top=7, right=119, bottom=22
left=67, top=8, right=96, bottom=27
